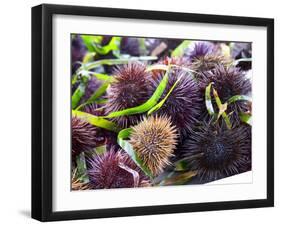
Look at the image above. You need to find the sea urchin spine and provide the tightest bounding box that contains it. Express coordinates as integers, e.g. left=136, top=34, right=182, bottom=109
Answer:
left=181, top=121, right=251, bottom=182
left=71, top=117, right=105, bottom=157
left=199, top=64, right=251, bottom=125
left=151, top=64, right=202, bottom=139
left=87, top=148, right=150, bottom=189
left=130, top=115, right=178, bottom=176
left=104, top=62, right=153, bottom=128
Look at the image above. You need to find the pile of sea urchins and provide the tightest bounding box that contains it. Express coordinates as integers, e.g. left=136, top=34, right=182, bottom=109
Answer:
left=72, top=41, right=252, bottom=189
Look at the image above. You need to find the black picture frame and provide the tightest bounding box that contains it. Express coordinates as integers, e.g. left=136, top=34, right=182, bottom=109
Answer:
left=32, top=3, right=274, bottom=222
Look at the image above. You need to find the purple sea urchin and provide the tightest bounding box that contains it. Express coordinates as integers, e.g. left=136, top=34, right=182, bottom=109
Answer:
left=71, top=117, right=105, bottom=157
left=82, top=103, right=104, bottom=116
left=104, top=62, right=153, bottom=128
left=71, top=35, right=87, bottom=73
left=130, top=115, right=178, bottom=176
left=151, top=65, right=202, bottom=138
left=120, top=37, right=140, bottom=56
left=87, top=148, right=150, bottom=189
left=190, top=54, right=230, bottom=80
left=181, top=121, right=251, bottom=182
left=200, top=65, right=251, bottom=125
left=186, top=41, right=215, bottom=62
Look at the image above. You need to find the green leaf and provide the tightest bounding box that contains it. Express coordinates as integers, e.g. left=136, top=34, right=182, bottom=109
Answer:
left=76, top=152, right=89, bottom=183
left=171, top=40, right=191, bottom=57
left=117, top=128, right=153, bottom=178
left=228, top=95, right=252, bottom=104
left=82, top=52, right=96, bottom=64
left=239, top=112, right=252, bottom=126
left=72, top=110, right=120, bottom=132
left=216, top=102, right=228, bottom=122
left=92, top=37, right=121, bottom=56
left=95, top=145, right=107, bottom=155
left=146, top=64, right=169, bottom=72
left=148, top=66, right=182, bottom=115
left=81, top=35, right=103, bottom=52
left=104, top=66, right=170, bottom=118
left=94, top=98, right=108, bottom=104
left=82, top=56, right=157, bottom=71
left=76, top=80, right=111, bottom=110
left=160, top=171, right=196, bottom=186
left=174, top=159, right=189, bottom=171
left=72, top=83, right=86, bottom=109
left=138, top=38, right=148, bottom=55
left=213, top=88, right=232, bottom=129
left=173, top=153, right=203, bottom=172
left=89, top=72, right=115, bottom=81
left=72, top=73, right=78, bottom=85
left=205, top=82, right=215, bottom=115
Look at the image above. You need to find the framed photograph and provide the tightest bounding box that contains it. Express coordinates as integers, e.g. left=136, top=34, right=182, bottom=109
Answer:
left=32, top=4, right=274, bottom=221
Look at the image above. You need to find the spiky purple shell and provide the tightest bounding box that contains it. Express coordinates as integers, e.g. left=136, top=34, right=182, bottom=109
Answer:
left=181, top=121, right=251, bottom=182
left=104, top=62, right=153, bottom=128
left=82, top=103, right=104, bottom=116
left=199, top=65, right=251, bottom=125
left=120, top=37, right=140, bottom=56
left=79, top=103, right=121, bottom=151
left=87, top=148, right=150, bottom=189
left=151, top=68, right=202, bottom=139
left=71, top=35, right=87, bottom=73
left=186, top=41, right=215, bottom=61
left=189, top=54, right=230, bottom=80
left=71, top=117, right=105, bottom=157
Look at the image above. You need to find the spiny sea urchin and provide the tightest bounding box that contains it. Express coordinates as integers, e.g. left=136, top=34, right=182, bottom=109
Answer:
left=130, top=115, right=178, bottom=176
left=199, top=64, right=251, bottom=125
left=151, top=66, right=202, bottom=139
left=181, top=121, right=251, bottom=182
left=186, top=41, right=215, bottom=62
left=190, top=54, right=230, bottom=80
left=120, top=37, right=141, bottom=56
left=87, top=148, right=150, bottom=189
left=71, top=35, right=87, bottom=73
left=82, top=103, right=104, bottom=116
left=71, top=117, right=105, bottom=157
left=104, top=62, right=153, bottom=128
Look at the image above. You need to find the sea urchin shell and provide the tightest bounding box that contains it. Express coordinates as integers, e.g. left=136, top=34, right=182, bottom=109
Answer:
left=181, top=121, right=251, bottom=182
left=199, top=64, right=251, bottom=125
left=186, top=41, right=215, bottom=62
left=71, top=117, right=105, bottom=157
left=190, top=54, right=230, bottom=79
left=130, top=115, right=178, bottom=176
left=151, top=67, right=202, bottom=138
left=87, top=148, right=150, bottom=189
left=105, top=62, right=153, bottom=128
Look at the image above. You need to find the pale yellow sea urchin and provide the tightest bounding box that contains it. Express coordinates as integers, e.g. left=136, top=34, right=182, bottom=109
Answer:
left=130, top=115, right=178, bottom=176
